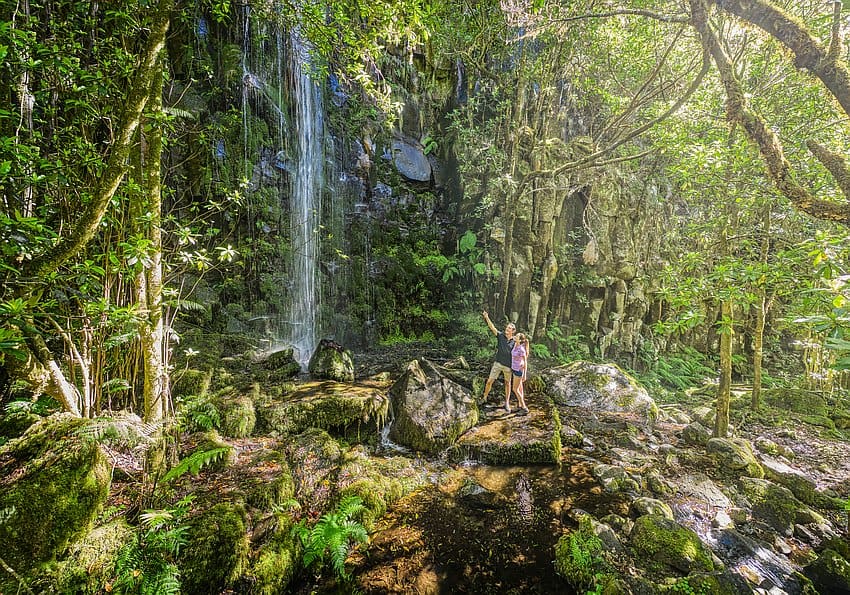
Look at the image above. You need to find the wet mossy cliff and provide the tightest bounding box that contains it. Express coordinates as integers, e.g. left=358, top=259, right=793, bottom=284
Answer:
left=163, top=6, right=665, bottom=361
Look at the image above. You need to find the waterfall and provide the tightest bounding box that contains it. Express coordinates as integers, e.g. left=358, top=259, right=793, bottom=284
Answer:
left=287, top=33, right=323, bottom=368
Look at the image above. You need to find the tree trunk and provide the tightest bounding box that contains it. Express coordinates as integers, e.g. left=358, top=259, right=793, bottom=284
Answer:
left=752, top=205, right=771, bottom=410
left=715, top=299, right=733, bottom=437
left=138, top=57, right=168, bottom=423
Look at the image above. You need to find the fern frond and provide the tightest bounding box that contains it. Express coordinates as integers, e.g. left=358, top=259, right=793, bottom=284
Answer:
left=161, top=447, right=229, bottom=484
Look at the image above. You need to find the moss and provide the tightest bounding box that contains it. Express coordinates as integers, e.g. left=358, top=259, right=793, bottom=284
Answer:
left=172, top=368, right=213, bottom=399
left=551, top=402, right=563, bottom=466
left=764, top=388, right=829, bottom=417
left=180, top=502, right=251, bottom=593
left=739, top=477, right=802, bottom=535
left=336, top=448, right=431, bottom=528
left=630, top=514, right=715, bottom=574
left=0, top=414, right=111, bottom=579
left=0, top=410, right=40, bottom=441
left=246, top=457, right=296, bottom=510
left=308, top=343, right=355, bottom=382
left=217, top=393, right=257, bottom=438
left=189, top=430, right=236, bottom=471
left=38, top=519, right=133, bottom=594
left=250, top=513, right=302, bottom=595
left=554, top=515, right=617, bottom=590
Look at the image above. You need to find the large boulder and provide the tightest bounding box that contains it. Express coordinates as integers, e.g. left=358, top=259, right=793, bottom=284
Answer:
left=388, top=359, right=478, bottom=453
left=707, top=437, right=764, bottom=479
left=308, top=339, right=355, bottom=382
left=391, top=137, right=431, bottom=181
left=542, top=361, right=657, bottom=419
left=630, top=514, right=715, bottom=573
left=0, top=414, right=111, bottom=582
left=179, top=502, right=251, bottom=594
left=738, top=477, right=811, bottom=536
left=804, top=549, right=850, bottom=595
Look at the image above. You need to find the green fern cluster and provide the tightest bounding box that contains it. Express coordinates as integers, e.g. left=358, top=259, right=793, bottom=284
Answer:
left=555, top=516, right=613, bottom=592
left=292, top=495, right=368, bottom=580
left=111, top=496, right=193, bottom=594
left=176, top=394, right=221, bottom=432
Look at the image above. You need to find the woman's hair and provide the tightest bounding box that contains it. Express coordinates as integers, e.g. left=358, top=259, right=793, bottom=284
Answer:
left=514, top=332, right=529, bottom=347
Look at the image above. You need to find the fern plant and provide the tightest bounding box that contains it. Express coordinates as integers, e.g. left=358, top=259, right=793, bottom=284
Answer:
left=175, top=394, right=220, bottom=432
left=160, top=446, right=230, bottom=484
left=111, top=495, right=194, bottom=594
left=292, top=495, right=368, bottom=580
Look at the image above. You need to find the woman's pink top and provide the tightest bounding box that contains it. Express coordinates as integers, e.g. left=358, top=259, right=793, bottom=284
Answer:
left=511, top=343, right=527, bottom=371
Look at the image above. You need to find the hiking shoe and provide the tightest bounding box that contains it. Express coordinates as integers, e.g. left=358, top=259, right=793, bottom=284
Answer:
left=517, top=408, right=529, bottom=416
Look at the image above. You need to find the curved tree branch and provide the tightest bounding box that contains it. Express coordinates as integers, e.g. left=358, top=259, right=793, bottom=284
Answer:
left=708, top=0, right=850, bottom=117
left=690, top=0, right=850, bottom=225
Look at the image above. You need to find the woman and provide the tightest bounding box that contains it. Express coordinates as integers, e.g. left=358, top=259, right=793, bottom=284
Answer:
left=509, top=333, right=530, bottom=415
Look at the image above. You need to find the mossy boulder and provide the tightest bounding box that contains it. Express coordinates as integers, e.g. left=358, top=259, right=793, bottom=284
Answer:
left=706, top=437, right=764, bottom=479
left=543, top=361, right=658, bottom=420
left=592, top=464, right=641, bottom=494
left=0, top=409, right=40, bottom=441
left=759, top=455, right=830, bottom=508
left=258, top=380, right=389, bottom=436
left=682, top=421, right=712, bottom=447
left=738, top=477, right=808, bottom=536
left=245, top=453, right=296, bottom=510
left=388, top=359, right=478, bottom=453
left=39, top=519, right=134, bottom=594
left=286, top=428, right=342, bottom=511
left=764, top=388, right=829, bottom=417
left=249, top=512, right=302, bottom=595
left=447, top=406, right=560, bottom=465
left=172, top=368, right=213, bottom=399
left=180, top=502, right=251, bottom=593
left=216, top=393, right=257, bottom=438
left=630, top=514, right=715, bottom=574
left=336, top=446, right=431, bottom=527
left=803, top=549, right=850, bottom=595
left=631, top=497, right=674, bottom=520
left=257, top=347, right=301, bottom=381
left=308, top=339, right=355, bottom=382
left=0, top=414, right=111, bottom=581
left=555, top=515, right=619, bottom=591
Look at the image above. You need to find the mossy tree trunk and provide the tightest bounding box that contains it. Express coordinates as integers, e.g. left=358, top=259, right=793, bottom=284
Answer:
left=8, top=1, right=172, bottom=417
left=715, top=298, right=733, bottom=438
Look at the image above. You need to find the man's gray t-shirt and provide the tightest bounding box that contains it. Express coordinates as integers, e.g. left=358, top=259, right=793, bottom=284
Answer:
left=495, top=332, right=515, bottom=367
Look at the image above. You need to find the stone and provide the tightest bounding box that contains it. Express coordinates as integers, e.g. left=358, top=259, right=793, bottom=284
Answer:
left=391, top=137, right=431, bottom=181
left=707, top=437, right=764, bottom=479
left=216, top=393, right=257, bottom=438
left=0, top=414, right=111, bottom=583
left=760, top=454, right=835, bottom=509
left=682, top=421, right=712, bottom=446
left=631, top=497, right=674, bottom=520
left=592, top=464, right=641, bottom=494
left=711, top=528, right=807, bottom=593
left=712, top=510, right=734, bottom=529
left=543, top=361, right=658, bottom=420
left=803, top=549, right=850, bottom=595
left=308, top=339, right=355, bottom=382
left=738, top=477, right=804, bottom=536
left=388, top=359, right=478, bottom=453
left=256, top=348, right=300, bottom=380
left=179, top=502, right=251, bottom=594
left=630, top=514, right=715, bottom=573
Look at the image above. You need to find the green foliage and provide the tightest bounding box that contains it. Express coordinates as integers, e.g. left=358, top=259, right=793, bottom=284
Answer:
left=176, top=395, right=221, bottom=433
left=637, top=347, right=716, bottom=394
left=112, top=496, right=194, bottom=595
left=292, top=495, right=368, bottom=581
left=554, top=515, right=614, bottom=592
left=160, top=447, right=230, bottom=484
left=545, top=326, right=591, bottom=362
left=668, top=577, right=710, bottom=595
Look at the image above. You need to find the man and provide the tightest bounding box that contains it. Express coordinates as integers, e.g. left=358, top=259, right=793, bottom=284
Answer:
left=481, top=310, right=515, bottom=408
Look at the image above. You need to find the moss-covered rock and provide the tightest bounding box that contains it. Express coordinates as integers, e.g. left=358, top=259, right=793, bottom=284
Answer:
left=249, top=512, right=302, bottom=595
left=38, top=519, right=134, bottom=594
left=179, top=502, right=251, bottom=593
left=258, top=380, right=389, bottom=436
left=336, top=446, right=432, bottom=527
left=764, top=388, right=829, bottom=417
left=592, top=464, right=641, bottom=495
left=245, top=454, right=296, bottom=511
left=631, top=497, right=674, bottom=520
left=739, top=477, right=810, bottom=536
left=630, top=514, right=715, bottom=574
left=308, top=339, right=355, bottom=382
left=0, top=409, right=40, bottom=441
left=286, top=428, right=342, bottom=512
left=803, top=549, right=850, bottom=595
left=543, top=361, right=658, bottom=421
left=257, top=347, right=301, bottom=380
left=216, top=392, right=257, bottom=438
left=388, top=359, right=478, bottom=453
left=172, top=368, right=213, bottom=399
left=0, top=414, right=111, bottom=581
left=706, top=437, right=764, bottom=479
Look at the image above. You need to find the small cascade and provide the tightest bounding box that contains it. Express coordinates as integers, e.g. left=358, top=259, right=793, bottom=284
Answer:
left=287, top=32, right=324, bottom=367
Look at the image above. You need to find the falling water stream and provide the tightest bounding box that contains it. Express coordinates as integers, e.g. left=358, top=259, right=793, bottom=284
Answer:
left=287, top=33, right=323, bottom=368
